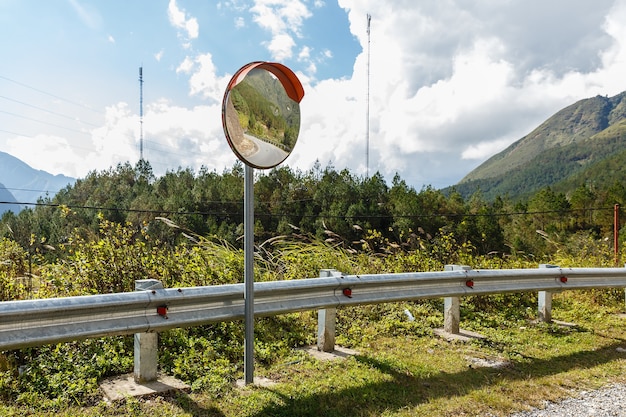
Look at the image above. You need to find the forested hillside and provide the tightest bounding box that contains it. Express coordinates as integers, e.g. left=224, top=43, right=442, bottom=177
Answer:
left=453, top=91, right=626, bottom=200
left=2, top=159, right=625, bottom=261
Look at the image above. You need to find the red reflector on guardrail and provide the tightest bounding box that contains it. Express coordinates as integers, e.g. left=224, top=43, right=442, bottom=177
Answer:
left=560, top=276, right=568, bottom=283
left=466, top=280, right=474, bottom=288
left=342, top=288, right=352, bottom=298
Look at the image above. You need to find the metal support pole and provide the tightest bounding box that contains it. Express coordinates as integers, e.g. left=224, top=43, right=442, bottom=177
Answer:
left=538, top=264, right=558, bottom=323
left=443, top=265, right=469, bottom=334
left=317, top=269, right=338, bottom=352
left=615, top=204, right=620, bottom=266
left=134, top=279, right=163, bottom=383
left=244, top=164, right=255, bottom=385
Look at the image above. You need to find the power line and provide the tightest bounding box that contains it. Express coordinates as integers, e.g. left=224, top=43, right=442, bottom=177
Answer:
left=0, top=110, right=91, bottom=136
left=0, top=200, right=615, bottom=221
left=142, top=138, right=202, bottom=159
left=0, top=128, right=34, bottom=138
left=0, top=74, right=219, bottom=170
left=0, top=186, right=66, bottom=194
left=0, top=74, right=100, bottom=114
left=0, top=95, right=100, bottom=127
left=0, top=123, right=217, bottom=166
left=0, top=201, right=229, bottom=216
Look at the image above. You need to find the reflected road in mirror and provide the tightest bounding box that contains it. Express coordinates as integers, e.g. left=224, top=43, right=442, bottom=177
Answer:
left=223, top=65, right=302, bottom=169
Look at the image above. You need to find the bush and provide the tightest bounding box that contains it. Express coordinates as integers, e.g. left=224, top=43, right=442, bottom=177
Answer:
left=0, top=238, right=27, bottom=300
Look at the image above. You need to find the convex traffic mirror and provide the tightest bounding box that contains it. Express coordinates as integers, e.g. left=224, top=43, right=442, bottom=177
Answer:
left=222, top=62, right=305, bottom=169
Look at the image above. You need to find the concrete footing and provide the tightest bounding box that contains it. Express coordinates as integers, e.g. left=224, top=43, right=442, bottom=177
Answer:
left=235, top=377, right=277, bottom=388
left=100, top=373, right=190, bottom=401
left=434, top=328, right=486, bottom=342
left=303, top=345, right=358, bottom=361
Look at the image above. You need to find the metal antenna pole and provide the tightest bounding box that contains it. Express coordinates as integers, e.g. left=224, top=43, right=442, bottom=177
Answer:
left=244, top=164, right=255, bottom=384
left=366, top=14, right=371, bottom=178
left=139, top=66, right=144, bottom=161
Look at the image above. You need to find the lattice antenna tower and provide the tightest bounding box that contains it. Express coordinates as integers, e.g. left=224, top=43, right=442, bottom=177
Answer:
left=139, top=66, right=144, bottom=161
left=366, top=13, right=371, bottom=178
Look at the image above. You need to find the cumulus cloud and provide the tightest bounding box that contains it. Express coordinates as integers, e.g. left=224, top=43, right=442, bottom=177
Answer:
left=178, top=53, right=231, bottom=103
left=316, top=0, right=626, bottom=187
left=264, top=33, right=296, bottom=61
left=140, top=100, right=227, bottom=173
left=6, top=134, right=82, bottom=177
left=168, top=0, right=199, bottom=41
left=251, top=0, right=312, bottom=60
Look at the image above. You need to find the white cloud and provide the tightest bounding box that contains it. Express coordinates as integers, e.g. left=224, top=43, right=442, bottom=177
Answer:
left=141, top=100, right=227, bottom=173
left=6, top=134, right=82, bottom=177
left=176, top=57, right=195, bottom=74
left=168, top=0, right=199, bottom=40
left=264, top=33, right=296, bottom=60
left=461, top=139, right=512, bottom=161
left=251, top=0, right=312, bottom=60
left=185, top=53, right=231, bottom=102
left=6, top=103, right=137, bottom=178
left=298, top=46, right=311, bottom=60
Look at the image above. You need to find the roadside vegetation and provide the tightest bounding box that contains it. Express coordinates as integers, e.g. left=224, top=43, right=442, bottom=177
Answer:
left=1, top=162, right=626, bottom=416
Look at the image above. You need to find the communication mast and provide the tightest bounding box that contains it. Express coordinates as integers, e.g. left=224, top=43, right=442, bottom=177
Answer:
left=366, top=13, right=371, bottom=178
left=139, top=66, right=144, bottom=161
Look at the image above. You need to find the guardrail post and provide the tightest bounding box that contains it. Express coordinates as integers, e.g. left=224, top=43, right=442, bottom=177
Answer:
left=134, top=279, right=163, bottom=383
left=443, top=265, right=470, bottom=334
left=538, top=264, right=558, bottom=323
left=317, top=269, right=339, bottom=352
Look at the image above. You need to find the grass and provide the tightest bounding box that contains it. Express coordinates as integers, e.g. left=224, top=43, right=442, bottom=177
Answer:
left=2, top=290, right=626, bottom=416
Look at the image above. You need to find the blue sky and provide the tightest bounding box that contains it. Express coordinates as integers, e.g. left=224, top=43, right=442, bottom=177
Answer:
left=1, top=0, right=626, bottom=198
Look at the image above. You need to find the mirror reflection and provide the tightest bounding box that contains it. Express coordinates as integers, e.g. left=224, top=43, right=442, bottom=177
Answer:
left=223, top=67, right=301, bottom=169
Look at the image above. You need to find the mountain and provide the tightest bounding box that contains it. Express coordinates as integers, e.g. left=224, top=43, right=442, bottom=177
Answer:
left=450, top=91, right=626, bottom=200
left=0, top=181, right=21, bottom=215
left=0, top=151, right=75, bottom=214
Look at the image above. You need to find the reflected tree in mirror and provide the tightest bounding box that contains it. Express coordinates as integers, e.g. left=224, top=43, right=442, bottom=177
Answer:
left=223, top=63, right=303, bottom=169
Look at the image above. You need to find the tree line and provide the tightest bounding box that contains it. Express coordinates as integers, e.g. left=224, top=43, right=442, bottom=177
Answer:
left=1, top=159, right=625, bottom=262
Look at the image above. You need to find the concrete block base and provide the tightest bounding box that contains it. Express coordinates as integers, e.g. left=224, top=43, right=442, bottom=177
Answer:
left=235, top=377, right=277, bottom=388
left=434, top=328, right=486, bottom=342
left=100, top=373, right=190, bottom=401
left=302, top=345, right=358, bottom=361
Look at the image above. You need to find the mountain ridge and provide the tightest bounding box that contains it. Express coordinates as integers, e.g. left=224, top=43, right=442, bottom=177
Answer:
left=450, top=91, right=626, bottom=200
left=0, top=151, right=75, bottom=214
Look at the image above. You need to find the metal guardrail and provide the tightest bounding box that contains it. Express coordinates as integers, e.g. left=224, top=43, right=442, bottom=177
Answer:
left=2, top=267, right=626, bottom=351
